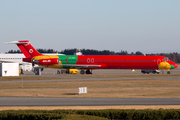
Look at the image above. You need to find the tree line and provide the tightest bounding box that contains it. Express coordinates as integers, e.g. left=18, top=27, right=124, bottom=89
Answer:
left=60, top=49, right=144, bottom=55
left=7, top=48, right=180, bottom=63
left=7, top=48, right=144, bottom=55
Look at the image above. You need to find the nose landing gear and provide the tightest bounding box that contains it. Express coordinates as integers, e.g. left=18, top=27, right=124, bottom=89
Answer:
left=167, top=69, right=170, bottom=74
left=167, top=71, right=170, bottom=74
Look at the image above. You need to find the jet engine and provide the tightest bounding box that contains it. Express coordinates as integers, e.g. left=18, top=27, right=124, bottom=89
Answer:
left=33, top=58, right=59, bottom=65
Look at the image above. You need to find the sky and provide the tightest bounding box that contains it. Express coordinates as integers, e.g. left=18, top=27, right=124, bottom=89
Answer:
left=0, top=0, right=180, bottom=54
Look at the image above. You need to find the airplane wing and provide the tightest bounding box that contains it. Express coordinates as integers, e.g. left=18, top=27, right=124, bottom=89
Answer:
left=62, top=64, right=101, bottom=69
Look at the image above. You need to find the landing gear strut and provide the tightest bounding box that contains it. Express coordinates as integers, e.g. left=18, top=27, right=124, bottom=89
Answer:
left=80, top=69, right=85, bottom=74
left=57, top=70, right=60, bottom=74
left=167, top=69, right=171, bottom=74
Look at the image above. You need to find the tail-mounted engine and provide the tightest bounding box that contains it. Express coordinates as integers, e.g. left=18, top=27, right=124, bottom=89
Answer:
left=33, top=58, right=60, bottom=65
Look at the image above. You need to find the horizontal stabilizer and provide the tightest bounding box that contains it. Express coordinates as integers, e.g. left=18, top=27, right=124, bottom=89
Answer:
left=4, top=41, right=29, bottom=45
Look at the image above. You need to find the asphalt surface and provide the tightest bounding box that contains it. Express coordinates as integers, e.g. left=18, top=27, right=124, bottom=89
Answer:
left=0, top=97, right=180, bottom=106
left=25, top=68, right=180, bottom=75
left=1, top=76, right=180, bottom=84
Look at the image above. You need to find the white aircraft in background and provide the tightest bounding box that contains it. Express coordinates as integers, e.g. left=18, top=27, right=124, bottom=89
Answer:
left=0, top=53, right=64, bottom=72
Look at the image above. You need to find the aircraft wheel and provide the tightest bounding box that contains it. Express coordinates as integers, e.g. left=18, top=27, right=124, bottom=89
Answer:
left=142, top=72, right=145, bottom=74
left=57, top=70, right=60, bottom=74
left=167, top=71, right=170, bottom=74
left=86, top=70, right=92, bottom=74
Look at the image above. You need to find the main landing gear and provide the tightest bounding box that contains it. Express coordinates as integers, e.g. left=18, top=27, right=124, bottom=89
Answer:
left=80, top=69, right=92, bottom=74
left=86, top=70, right=92, bottom=74
left=80, top=69, right=85, bottom=74
left=57, top=69, right=70, bottom=74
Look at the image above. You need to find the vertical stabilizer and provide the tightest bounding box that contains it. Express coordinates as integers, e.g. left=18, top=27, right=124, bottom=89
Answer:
left=4, top=40, right=42, bottom=58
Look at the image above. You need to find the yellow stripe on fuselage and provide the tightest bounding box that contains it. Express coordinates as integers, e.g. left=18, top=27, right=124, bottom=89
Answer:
left=33, top=55, right=59, bottom=60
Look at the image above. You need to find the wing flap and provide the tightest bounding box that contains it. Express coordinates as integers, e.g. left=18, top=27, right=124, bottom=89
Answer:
left=62, top=64, right=101, bottom=69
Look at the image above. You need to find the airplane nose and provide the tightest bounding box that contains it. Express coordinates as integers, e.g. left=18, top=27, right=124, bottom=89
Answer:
left=170, top=63, right=178, bottom=69
left=171, top=65, right=175, bottom=69
left=174, top=63, right=178, bottom=68
left=167, top=61, right=178, bottom=69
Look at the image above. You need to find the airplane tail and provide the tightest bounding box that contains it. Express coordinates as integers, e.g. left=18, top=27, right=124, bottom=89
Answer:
left=4, top=40, right=42, bottom=58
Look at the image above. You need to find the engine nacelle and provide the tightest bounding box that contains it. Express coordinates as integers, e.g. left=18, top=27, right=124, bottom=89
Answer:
left=34, top=58, right=59, bottom=65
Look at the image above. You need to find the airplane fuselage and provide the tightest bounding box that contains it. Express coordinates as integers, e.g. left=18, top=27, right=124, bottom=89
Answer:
left=32, top=55, right=177, bottom=70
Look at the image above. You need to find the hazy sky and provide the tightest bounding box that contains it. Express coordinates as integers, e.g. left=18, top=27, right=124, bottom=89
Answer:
left=0, top=0, right=180, bottom=54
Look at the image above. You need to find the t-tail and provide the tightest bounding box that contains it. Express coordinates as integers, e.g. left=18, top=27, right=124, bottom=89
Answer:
left=4, top=40, right=42, bottom=58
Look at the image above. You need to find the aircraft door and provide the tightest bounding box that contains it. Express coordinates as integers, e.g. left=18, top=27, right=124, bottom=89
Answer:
left=157, top=59, right=161, bottom=65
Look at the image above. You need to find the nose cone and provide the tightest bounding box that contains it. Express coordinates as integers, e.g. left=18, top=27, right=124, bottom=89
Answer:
left=167, top=61, right=178, bottom=69
left=174, top=63, right=178, bottom=68
left=171, top=65, right=175, bottom=69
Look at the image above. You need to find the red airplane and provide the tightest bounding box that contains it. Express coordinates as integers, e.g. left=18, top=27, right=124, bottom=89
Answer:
left=4, top=40, right=178, bottom=74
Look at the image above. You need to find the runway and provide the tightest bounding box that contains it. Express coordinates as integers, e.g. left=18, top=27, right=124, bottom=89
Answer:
left=0, top=97, right=180, bottom=106
left=1, top=77, right=180, bottom=84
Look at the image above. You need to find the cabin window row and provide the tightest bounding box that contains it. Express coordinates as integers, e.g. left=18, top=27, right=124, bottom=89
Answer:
left=60, top=59, right=156, bottom=62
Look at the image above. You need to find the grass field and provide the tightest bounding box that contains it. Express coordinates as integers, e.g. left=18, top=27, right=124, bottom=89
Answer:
left=0, top=76, right=71, bottom=81
left=60, top=73, right=180, bottom=78
left=0, top=76, right=180, bottom=98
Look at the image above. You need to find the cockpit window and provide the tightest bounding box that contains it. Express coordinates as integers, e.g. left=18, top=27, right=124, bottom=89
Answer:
left=163, top=57, right=169, bottom=61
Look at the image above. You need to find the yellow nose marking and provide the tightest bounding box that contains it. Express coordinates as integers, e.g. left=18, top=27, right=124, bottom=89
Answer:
left=158, top=62, right=171, bottom=70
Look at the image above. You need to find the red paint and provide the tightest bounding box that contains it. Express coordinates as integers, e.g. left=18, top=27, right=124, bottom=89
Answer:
left=38, top=58, right=59, bottom=65
left=18, top=41, right=42, bottom=58
left=76, top=55, right=178, bottom=69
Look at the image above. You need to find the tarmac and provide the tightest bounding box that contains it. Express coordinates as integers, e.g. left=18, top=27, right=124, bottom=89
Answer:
left=0, top=97, right=180, bottom=106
